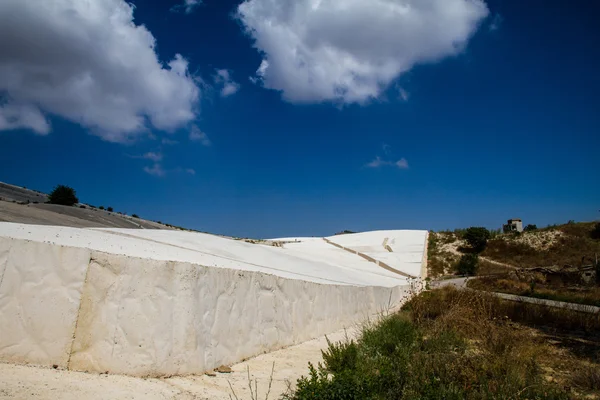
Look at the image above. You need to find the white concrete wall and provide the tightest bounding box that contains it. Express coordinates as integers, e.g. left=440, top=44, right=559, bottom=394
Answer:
left=0, top=239, right=90, bottom=367
left=0, top=236, right=411, bottom=377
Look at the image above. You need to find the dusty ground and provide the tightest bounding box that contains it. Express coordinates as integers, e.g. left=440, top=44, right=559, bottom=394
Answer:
left=0, top=182, right=48, bottom=204
left=0, top=200, right=169, bottom=229
left=0, top=181, right=170, bottom=230
left=0, top=329, right=352, bottom=400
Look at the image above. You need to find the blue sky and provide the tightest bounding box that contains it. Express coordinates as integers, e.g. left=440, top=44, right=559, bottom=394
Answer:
left=0, top=0, right=598, bottom=238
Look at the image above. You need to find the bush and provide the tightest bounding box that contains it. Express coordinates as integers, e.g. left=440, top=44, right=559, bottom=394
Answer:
left=107, top=206, right=113, bottom=212
left=456, top=254, right=479, bottom=276
left=132, top=214, right=139, bottom=218
left=591, top=222, right=600, bottom=240
left=524, top=224, right=538, bottom=232
left=47, top=185, right=79, bottom=206
left=99, top=206, right=105, bottom=210
left=286, top=291, right=573, bottom=400
left=463, top=227, right=491, bottom=252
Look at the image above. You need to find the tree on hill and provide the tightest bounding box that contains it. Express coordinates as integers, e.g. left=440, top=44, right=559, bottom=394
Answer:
left=107, top=206, right=113, bottom=212
left=335, top=230, right=356, bottom=235
left=524, top=224, right=538, bottom=232
left=456, top=254, right=479, bottom=276
left=47, top=185, right=79, bottom=206
left=463, top=227, right=491, bottom=253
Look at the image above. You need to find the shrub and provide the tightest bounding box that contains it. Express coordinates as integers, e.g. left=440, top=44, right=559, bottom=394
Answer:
left=47, top=185, right=79, bottom=206
left=99, top=206, right=105, bottom=210
left=132, top=214, right=139, bottom=218
left=286, top=290, right=573, bottom=400
left=456, top=254, right=479, bottom=276
left=524, top=224, right=538, bottom=232
left=79, top=205, right=86, bottom=209
left=463, top=227, right=491, bottom=252
left=107, top=206, right=113, bottom=212
left=591, top=222, right=600, bottom=240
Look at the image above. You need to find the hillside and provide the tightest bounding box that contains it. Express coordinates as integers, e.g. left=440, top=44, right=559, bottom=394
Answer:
left=428, top=221, right=600, bottom=277
left=0, top=181, right=170, bottom=230
left=482, top=222, right=600, bottom=269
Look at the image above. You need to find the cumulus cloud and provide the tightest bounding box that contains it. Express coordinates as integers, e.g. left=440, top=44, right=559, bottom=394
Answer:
left=0, top=103, right=50, bottom=135
left=189, top=125, right=211, bottom=146
left=0, top=0, right=200, bottom=142
left=214, top=69, right=240, bottom=97
left=237, top=0, right=489, bottom=104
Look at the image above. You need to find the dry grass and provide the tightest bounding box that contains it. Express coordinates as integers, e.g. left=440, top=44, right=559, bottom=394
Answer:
left=286, top=287, right=600, bottom=399
left=468, top=275, right=600, bottom=307
left=483, top=222, right=600, bottom=269
left=406, top=287, right=600, bottom=397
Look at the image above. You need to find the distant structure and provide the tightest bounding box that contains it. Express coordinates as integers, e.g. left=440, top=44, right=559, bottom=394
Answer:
left=503, top=218, right=523, bottom=233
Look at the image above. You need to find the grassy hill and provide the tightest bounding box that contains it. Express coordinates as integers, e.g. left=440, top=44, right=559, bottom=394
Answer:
left=482, top=222, right=600, bottom=269
left=428, top=221, right=600, bottom=277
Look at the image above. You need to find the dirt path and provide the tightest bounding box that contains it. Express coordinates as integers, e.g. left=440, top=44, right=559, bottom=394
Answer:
left=479, top=256, right=517, bottom=270
left=0, top=328, right=354, bottom=400
left=439, top=239, right=517, bottom=270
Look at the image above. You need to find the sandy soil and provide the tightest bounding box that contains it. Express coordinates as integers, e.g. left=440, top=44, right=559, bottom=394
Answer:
left=0, top=329, right=353, bottom=400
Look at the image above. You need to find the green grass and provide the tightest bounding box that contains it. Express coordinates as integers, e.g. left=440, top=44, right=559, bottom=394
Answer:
left=284, top=288, right=600, bottom=399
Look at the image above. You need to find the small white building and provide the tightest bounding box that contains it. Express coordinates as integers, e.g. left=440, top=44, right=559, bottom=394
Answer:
left=503, top=218, right=523, bottom=233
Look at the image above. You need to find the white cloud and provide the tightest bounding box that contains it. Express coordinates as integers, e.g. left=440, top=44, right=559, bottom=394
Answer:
left=144, top=163, right=166, bottom=177
left=189, top=125, right=211, bottom=146
left=185, top=168, right=196, bottom=175
left=214, top=69, right=240, bottom=97
left=397, top=87, right=410, bottom=102
left=0, top=103, right=50, bottom=135
left=489, top=13, right=503, bottom=32
left=365, top=156, right=409, bottom=169
left=0, top=0, right=200, bottom=142
left=238, top=0, right=489, bottom=104
left=395, top=158, right=409, bottom=169
left=366, top=156, right=385, bottom=168
left=142, top=152, right=163, bottom=162
left=172, top=0, right=202, bottom=14
left=162, top=138, right=179, bottom=145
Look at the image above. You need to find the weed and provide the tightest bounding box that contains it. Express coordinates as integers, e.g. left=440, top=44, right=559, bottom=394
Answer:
left=286, top=288, right=580, bottom=399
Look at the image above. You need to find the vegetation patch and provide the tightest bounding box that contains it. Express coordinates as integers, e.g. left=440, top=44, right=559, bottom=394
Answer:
left=427, top=232, right=460, bottom=277
left=47, top=185, right=79, bottom=206
left=468, top=275, right=600, bottom=307
left=483, top=223, right=600, bottom=269
left=285, top=288, right=600, bottom=399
